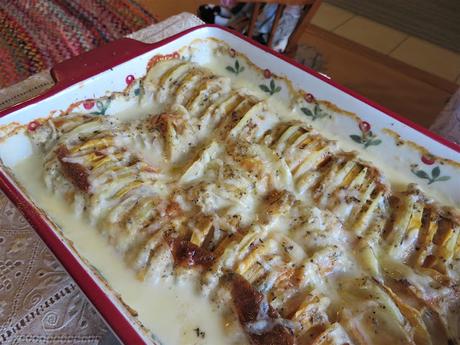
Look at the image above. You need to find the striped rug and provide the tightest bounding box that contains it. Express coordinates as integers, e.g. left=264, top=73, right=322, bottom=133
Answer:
left=0, top=0, right=156, bottom=88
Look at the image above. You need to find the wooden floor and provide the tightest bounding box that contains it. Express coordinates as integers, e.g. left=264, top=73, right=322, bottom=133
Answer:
left=299, top=26, right=456, bottom=128
left=140, top=1, right=456, bottom=129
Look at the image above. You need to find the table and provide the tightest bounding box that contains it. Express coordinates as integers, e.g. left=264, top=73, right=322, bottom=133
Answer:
left=0, top=13, right=203, bottom=345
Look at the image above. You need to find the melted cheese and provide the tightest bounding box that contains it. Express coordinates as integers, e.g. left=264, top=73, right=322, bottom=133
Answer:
left=13, top=154, right=244, bottom=345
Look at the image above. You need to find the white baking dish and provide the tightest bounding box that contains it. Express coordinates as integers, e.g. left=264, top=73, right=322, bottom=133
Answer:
left=0, top=25, right=458, bottom=344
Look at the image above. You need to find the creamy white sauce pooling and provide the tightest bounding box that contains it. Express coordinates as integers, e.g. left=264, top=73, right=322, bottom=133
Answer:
left=13, top=154, right=243, bottom=345
left=8, top=56, right=456, bottom=345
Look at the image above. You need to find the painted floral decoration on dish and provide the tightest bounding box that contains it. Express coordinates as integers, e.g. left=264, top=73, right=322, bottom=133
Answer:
left=129, top=80, right=142, bottom=97
left=300, top=93, right=330, bottom=122
left=259, top=79, right=281, bottom=95
left=304, top=92, right=315, bottom=104
left=226, top=59, right=245, bottom=75
left=125, top=74, right=135, bottom=85
left=410, top=155, right=451, bottom=184
left=90, top=99, right=111, bottom=116
left=421, top=154, right=435, bottom=165
left=27, top=120, right=41, bottom=132
left=83, top=100, right=95, bottom=110
left=125, top=75, right=142, bottom=96
left=301, top=104, right=329, bottom=121
left=263, top=69, right=272, bottom=79
left=350, top=121, right=382, bottom=148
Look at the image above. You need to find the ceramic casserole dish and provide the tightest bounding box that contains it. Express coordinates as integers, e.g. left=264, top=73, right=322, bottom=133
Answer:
left=0, top=25, right=459, bottom=345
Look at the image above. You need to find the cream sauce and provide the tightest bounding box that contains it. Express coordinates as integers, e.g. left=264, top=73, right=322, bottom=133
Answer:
left=201, top=61, right=453, bottom=205
left=7, top=57, right=455, bottom=345
left=12, top=153, right=245, bottom=345
left=119, top=60, right=427, bottom=204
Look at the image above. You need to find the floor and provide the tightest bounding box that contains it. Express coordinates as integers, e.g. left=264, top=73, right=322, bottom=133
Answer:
left=311, top=2, right=460, bottom=84
left=141, top=1, right=458, bottom=128
left=298, top=26, right=453, bottom=127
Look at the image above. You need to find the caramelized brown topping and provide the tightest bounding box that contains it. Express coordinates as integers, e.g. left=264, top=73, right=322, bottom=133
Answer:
left=169, top=238, right=215, bottom=268
left=150, top=113, right=185, bottom=135
left=165, top=201, right=182, bottom=218
left=56, top=146, right=90, bottom=192
left=230, top=274, right=295, bottom=345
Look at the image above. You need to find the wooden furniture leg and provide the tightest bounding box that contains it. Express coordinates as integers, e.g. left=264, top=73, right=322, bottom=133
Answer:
left=267, top=4, right=286, bottom=48
left=285, top=0, right=322, bottom=56
left=247, top=3, right=261, bottom=38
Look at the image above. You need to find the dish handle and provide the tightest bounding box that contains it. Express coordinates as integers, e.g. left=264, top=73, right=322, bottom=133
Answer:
left=50, top=38, right=153, bottom=85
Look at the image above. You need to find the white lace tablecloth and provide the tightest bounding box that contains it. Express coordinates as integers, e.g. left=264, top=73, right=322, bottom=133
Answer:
left=0, top=13, right=203, bottom=345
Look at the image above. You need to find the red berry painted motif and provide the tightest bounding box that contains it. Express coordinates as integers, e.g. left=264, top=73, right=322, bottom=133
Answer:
left=229, top=48, right=236, bottom=58
left=359, top=121, right=371, bottom=133
left=350, top=121, right=381, bottom=148
left=421, top=154, right=435, bottom=165
left=304, top=93, right=315, bottom=103
left=125, top=74, right=135, bottom=85
left=27, top=120, right=40, bottom=132
left=83, top=100, right=95, bottom=110
left=172, top=52, right=180, bottom=59
left=263, top=69, right=272, bottom=79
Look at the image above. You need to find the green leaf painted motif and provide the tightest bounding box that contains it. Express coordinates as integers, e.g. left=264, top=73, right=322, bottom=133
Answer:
left=410, top=165, right=451, bottom=184
left=259, top=79, right=282, bottom=95
left=314, top=103, right=320, bottom=114
left=301, top=107, right=313, bottom=117
left=350, top=123, right=382, bottom=148
left=90, top=99, right=111, bottom=115
left=365, top=139, right=382, bottom=147
left=415, top=170, right=430, bottom=179
left=259, top=84, right=270, bottom=93
left=350, top=135, right=363, bottom=144
left=301, top=104, right=329, bottom=121
left=226, top=59, right=244, bottom=75
left=436, top=176, right=451, bottom=182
